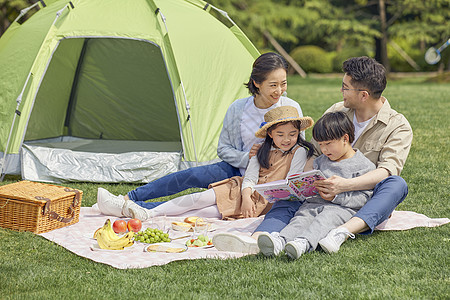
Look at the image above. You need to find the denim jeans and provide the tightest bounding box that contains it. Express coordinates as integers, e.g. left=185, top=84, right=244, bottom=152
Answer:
left=354, top=175, right=409, bottom=233
left=254, top=175, right=409, bottom=234
left=128, top=161, right=241, bottom=210
left=253, top=200, right=302, bottom=233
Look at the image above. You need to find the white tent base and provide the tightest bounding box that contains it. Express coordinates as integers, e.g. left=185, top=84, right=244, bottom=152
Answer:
left=20, top=138, right=182, bottom=184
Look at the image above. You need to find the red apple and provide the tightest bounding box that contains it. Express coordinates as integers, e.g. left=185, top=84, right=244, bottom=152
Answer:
left=112, top=219, right=127, bottom=234
left=127, top=218, right=142, bottom=232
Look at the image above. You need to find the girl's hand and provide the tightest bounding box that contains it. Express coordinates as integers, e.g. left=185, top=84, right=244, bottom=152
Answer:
left=249, top=143, right=261, bottom=159
left=241, top=196, right=255, bottom=218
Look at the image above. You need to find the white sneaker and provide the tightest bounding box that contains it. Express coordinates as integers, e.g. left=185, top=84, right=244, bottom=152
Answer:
left=123, top=200, right=151, bottom=221
left=212, top=233, right=259, bottom=254
left=97, top=188, right=126, bottom=217
left=257, top=232, right=285, bottom=256
left=285, top=239, right=309, bottom=259
left=318, top=227, right=355, bottom=254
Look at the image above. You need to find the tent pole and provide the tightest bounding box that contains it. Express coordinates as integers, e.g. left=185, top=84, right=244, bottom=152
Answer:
left=0, top=106, right=19, bottom=179
left=64, top=39, right=89, bottom=134
left=1, top=4, right=72, bottom=179
left=13, top=2, right=42, bottom=23
left=180, top=81, right=198, bottom=166
left=155, top=8, right=198, bottom=165
left=0, top=109, right=19, bottom=177
left=0, top=71, right=32, bottom=179
left=206, top=4, right=236, bottom=26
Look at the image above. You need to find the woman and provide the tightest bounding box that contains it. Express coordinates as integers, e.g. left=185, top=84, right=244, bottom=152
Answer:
left=97, top=52, right=305, bottom=221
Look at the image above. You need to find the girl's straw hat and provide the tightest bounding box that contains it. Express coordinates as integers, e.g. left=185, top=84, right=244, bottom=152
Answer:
left=255, top=106, right=314, bottom=138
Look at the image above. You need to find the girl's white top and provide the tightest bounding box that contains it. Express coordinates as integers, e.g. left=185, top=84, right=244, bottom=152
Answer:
left=241, top=146, right=308, bottom=192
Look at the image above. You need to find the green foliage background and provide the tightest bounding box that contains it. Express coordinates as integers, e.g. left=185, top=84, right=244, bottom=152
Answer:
left=1, top=0, right=450, bottom=71
left=209, top=0, right=450, bottom=72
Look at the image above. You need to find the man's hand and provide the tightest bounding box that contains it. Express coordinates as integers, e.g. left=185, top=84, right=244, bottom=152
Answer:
left=249, top=143, right=261, bottom=159
left=314, top=175, right=350, bottom=199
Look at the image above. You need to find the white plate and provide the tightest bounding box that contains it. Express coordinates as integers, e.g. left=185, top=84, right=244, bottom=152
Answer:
left=134, top=240, right=171, bottom=246
left=143, top=242, right=188, bottom=253
left=186, top=244, right=214, bottom=249
left=171, top=223, right=218, bottom=232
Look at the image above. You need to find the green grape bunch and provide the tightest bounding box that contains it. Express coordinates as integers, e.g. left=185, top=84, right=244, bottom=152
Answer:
left=134, top=227, right=170, bottom=244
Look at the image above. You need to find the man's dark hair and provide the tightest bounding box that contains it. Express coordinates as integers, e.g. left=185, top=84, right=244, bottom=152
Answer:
left=343, top=56, right=386, bottom=98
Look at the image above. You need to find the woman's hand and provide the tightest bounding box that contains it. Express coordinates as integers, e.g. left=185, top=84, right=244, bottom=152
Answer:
left=241, top=195, right=255, bottom=218
left=314, top=175, right=349, bottom=199
left=249, top=143, right=261, bottom=159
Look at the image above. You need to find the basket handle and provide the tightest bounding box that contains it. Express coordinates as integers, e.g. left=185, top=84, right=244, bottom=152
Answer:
left=35, top=188, right=81, bottom=223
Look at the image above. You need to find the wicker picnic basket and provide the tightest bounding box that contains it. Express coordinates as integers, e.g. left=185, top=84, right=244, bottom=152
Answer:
left=0, top=181, right=82, bottom=234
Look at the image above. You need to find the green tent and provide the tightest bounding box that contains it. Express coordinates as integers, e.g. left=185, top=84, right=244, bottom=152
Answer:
left=0, top=0, right=259, bottom=183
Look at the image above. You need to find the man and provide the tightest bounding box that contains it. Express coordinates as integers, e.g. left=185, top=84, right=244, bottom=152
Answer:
left=213, top=56, right=413, bottom=254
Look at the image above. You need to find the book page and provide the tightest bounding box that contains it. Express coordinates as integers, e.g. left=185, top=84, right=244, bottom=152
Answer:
left=287, top=170, right=326, bottom=198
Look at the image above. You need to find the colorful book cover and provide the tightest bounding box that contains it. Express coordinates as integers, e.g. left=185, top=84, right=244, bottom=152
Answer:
left=254, top=170, right=326, bottom=203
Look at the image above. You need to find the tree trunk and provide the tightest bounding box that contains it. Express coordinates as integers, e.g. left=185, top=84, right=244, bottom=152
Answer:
left=1, top=6, right=8, bottom=37
left=376, top=0, right=390, bottom=73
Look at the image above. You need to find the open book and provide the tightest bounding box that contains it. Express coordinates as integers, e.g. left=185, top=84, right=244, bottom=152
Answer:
left=254, top=170, right=326, bottom=203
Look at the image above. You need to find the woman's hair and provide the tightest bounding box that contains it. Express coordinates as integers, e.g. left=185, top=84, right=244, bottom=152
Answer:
left=257, top=120, right=314, bottom=169
left=245, top=52, right=288, bottom=95
left=312, top=111, right=355, bottom=143
left=342, top=56, right=386, bottom=98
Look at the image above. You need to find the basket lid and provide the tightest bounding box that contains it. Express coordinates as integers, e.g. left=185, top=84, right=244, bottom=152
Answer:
left=0, top=181, right=81, bottom=204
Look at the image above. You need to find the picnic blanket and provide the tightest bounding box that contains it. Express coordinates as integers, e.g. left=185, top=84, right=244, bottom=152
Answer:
left=39, top=206, right=449, bottom=269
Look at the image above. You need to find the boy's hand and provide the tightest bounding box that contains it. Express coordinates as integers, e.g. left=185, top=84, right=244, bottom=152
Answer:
left=314, top=175, right=349, bottom=198
left=318, top=190, right=335, bottom=201
left=249, top=143, right=261, bottom=159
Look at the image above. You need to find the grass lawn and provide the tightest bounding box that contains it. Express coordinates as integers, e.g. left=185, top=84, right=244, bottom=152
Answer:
left=0, top=76, right=448, bottom=299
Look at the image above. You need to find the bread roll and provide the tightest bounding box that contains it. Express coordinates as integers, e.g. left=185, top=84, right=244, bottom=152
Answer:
left=171, top=221, right=192, bottom=232
left=184, top=216, right=203, bottom=224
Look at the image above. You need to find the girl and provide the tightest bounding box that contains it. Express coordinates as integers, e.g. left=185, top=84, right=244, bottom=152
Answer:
left=257, top=111, right=376, bottom=259
left=97, top=53, right=305, bottom=220
left=125, top=106, right=314, bottom=221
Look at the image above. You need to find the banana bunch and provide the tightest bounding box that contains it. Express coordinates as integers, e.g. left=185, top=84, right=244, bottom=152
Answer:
left=94, top=219, right=134, bottom=250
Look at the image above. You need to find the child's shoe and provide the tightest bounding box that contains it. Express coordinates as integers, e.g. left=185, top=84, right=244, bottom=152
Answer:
left=318, top=227, right=355, bottom=253
left=212, top=233, right=259, bottom=254
left=285, top=239, right=309, bottom=259
left=257, top=232, right=285, bottom=256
